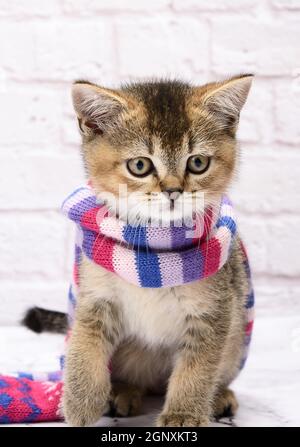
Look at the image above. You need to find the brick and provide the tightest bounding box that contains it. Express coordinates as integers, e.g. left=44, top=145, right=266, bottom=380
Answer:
left=0, top=67, right=8, bottom=94
left=211, top=18, right=300, bottom=76
left=271, top=0, right=300, bottom=10
left=172, top=0, right=257, bottom=11
left=238, top=216, right=268, bottom=275
left=63, top=0, right=171, bottom=14
left=264, top=217, right=300, bottom=277
left=237, top=79, right=274, bottom=144
left=0, top=21, right=116, bottom=83
left=254, top=283, right=300, bottom=317
left=0, top=0, right=61, bottom=17
left=0, top=153, right=84, bottom=210
left=0, top=89, right=61, bottom=145
left=35, top=21, right=116, bottom=82
left=274, top=81, right=300, bottom=144
left=62, top=113, right=82, bottom=146
left=238, top=215, right=300, bottom=277
left=61, top=90, right=83, bottom=146
left=231, top=148, right=300, bottom=214
left=0, top=24, right=36, bottom=79
left=116, top=18, right=210, bottom=78
left=0, top=212, right=68, bottom=280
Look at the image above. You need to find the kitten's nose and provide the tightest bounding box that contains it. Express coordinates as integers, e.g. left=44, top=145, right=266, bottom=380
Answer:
left=162, top=188, right=183, bottom=201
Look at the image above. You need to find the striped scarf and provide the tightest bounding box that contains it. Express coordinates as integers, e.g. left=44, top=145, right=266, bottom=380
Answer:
left=65, top=187, right=254, bottom=361
left=61, top=185, right=237, bottom=289
left=0, top=186, right=254, bottom=424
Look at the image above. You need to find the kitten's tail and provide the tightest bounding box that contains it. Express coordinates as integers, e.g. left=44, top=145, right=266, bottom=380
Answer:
left=22, top=307, right=68, bottom=335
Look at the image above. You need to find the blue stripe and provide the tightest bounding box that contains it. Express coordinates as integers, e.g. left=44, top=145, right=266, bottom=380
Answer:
left=0, top=393, right=12, bottom=409
left=244, top=333, right=252, bottom=346
left=239, top=356, right=247, bottom=370
left=0, top=379, right=8, bottom=388
left=243, top=259, right=251, bottom=279
left=48, top=371, right=62, bottom=382
left=123, top=225, right=147, bottom=248
left=68, top=285, right=76, bottom=325
left=216, top=216, right=236, bottom=235
left=82, top=229, right=97, bottom=259
left=67, top=195, right=98, bottom=223
left=60, top=354, right=65, bottom=370
left=68, top=285, right=76, bottom=306
left=21, top=397, right=42, bottom=422
left=75, top=244, right=82, bottom=265
left=135, top=250, right=162, bottom=287
left=17, top=379, right=31, bottom=393
left=0, top=415, right=10, bottom=423
left=123, top=225, right=162, bottom=287
left=246, top=290, right=255, bottom=309
left=18, top=372, right=33, bottom=380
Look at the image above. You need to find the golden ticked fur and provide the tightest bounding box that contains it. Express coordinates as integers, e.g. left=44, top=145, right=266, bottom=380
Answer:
left=62, top=75, right=253, bottom=426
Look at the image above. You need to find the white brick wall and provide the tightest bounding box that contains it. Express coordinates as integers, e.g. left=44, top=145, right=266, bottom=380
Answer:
left=0, top=0, right=299, bottom=325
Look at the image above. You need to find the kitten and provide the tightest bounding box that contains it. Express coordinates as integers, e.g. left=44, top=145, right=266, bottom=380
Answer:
left=28, top=75, right=254, bottom=427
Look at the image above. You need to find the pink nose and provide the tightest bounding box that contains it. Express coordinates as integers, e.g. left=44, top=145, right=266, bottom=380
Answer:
left=162, top=188, right=183, bottom=201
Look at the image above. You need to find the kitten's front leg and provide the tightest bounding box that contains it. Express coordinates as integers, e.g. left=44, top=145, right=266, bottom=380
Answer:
left=157, top=316, right=222, bottom=427
left=63, top=299, right=122, bottom=427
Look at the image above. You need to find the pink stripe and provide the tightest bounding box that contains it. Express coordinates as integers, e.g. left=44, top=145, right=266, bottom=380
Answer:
left=245, top=320, right=254, bottom=336
left=95, top=206, right=109, bottom=228
left=73, top=263, right=79, bottom=286
left=92, top=235, right=115, bottom=272
left=81, top=207, right=101, bottom=232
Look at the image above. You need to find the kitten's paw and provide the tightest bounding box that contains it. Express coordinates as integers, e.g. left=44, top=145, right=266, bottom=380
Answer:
left=213, top=388, right=238, bottom=419
left=63, top=386, right=111, bottom=427
left=108, top=382, right=143, bottom=417
left=156, top=412, right=210, bottom=427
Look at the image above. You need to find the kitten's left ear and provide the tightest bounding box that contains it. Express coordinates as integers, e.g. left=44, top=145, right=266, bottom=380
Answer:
left=195, top=74, right=254, bottom=129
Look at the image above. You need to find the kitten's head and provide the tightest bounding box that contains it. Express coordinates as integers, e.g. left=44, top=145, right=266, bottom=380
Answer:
left=72, top=75, right=253, bottom=225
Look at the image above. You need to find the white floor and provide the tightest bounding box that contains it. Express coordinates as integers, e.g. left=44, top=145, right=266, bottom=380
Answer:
left=0, top=314, right=300, bottom=427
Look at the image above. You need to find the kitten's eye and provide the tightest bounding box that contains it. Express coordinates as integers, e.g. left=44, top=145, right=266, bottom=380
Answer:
left=127, top=157, right=154, bottom=177
left=186, top=155, right=210, bottom=174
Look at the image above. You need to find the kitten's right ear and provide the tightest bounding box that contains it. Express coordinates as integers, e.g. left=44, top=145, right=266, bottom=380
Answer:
left=71, top=82, right=129, bottom=137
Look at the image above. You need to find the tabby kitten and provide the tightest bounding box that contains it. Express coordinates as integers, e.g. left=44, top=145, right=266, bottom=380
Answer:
left=62, top=75, right=253, bottom=427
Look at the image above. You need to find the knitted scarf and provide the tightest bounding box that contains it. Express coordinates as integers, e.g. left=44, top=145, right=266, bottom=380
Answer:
left=0, top=186, right=254, bottom=424
left=62, top=185, right=237, bottom=289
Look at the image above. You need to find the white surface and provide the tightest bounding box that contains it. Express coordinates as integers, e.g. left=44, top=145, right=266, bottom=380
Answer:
left=1, top=313, right=299, bottom=427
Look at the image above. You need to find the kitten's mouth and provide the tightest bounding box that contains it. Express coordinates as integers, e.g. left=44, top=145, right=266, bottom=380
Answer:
left=169, top=200, right=175, bottom=211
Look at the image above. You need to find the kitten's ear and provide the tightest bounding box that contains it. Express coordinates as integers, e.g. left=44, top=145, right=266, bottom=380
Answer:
left=197, top=74, right=254, bottom=129
left=72, top=81, right=129, bottom=137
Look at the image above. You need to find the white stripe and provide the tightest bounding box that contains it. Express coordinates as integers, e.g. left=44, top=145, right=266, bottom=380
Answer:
left=100, top=216, right=124, bottom=240
left=220, top=203, right=234, bottom=217
left=217, top=226, right=232, bottom=269
left=159, top=252, right=183, bottom=286
left=246, top=307, right=255, bottom=322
